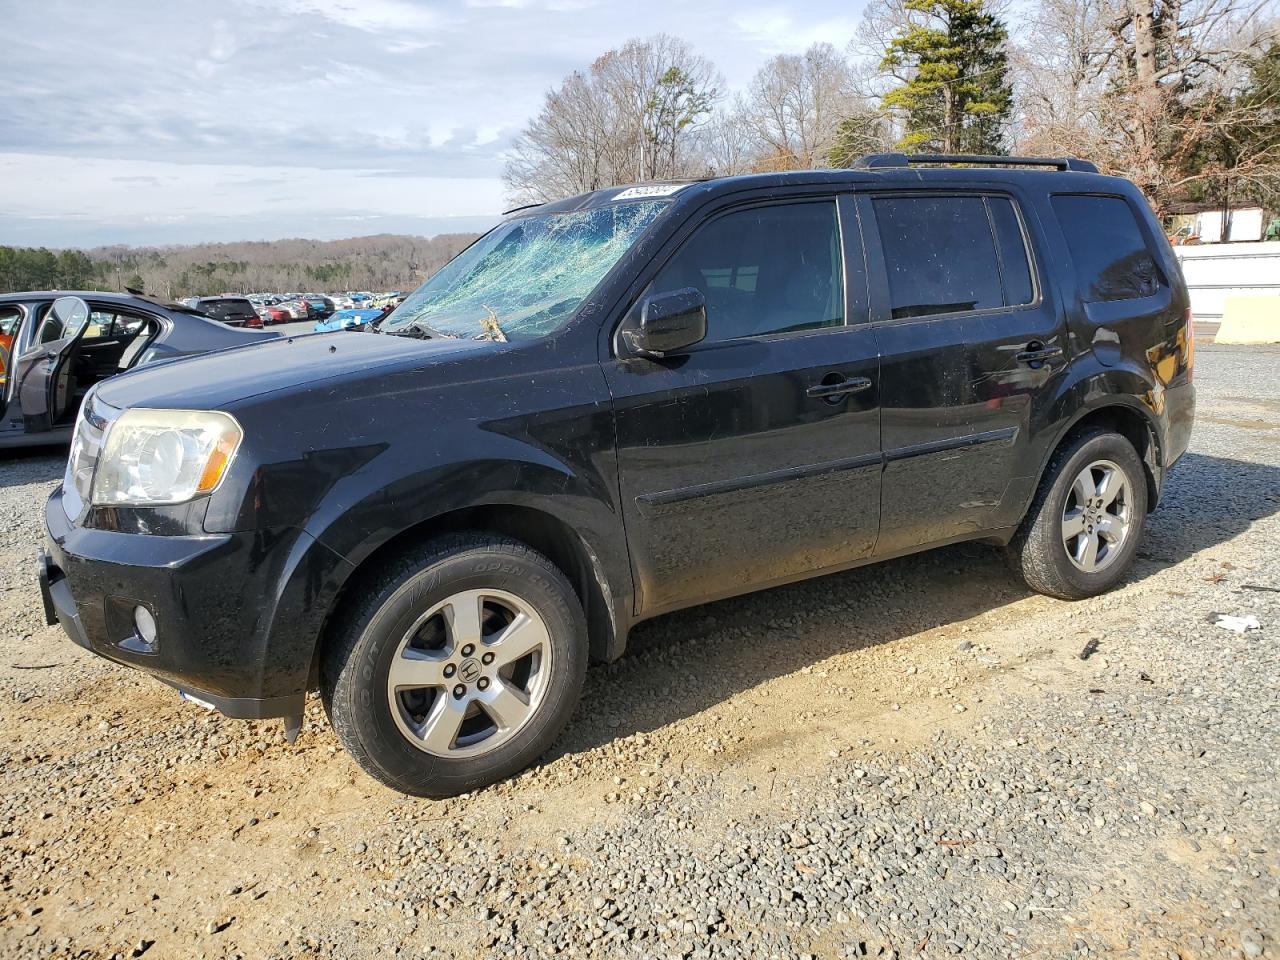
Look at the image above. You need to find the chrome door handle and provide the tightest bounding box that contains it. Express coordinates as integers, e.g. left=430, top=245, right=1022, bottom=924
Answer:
left=806, top=375, right=872, bottom=400
left=1016, top=342, right=1063, bottom=366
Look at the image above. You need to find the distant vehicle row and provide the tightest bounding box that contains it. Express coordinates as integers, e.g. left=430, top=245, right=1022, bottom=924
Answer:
left=178, top=292, right=406, bottom=327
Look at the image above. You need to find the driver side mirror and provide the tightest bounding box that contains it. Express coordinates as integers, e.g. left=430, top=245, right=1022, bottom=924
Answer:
left=622, top=287, right=707, bottom=359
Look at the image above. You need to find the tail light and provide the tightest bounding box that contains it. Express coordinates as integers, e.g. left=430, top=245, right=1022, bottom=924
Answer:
left=1185, top=307, right=1194, bottom=378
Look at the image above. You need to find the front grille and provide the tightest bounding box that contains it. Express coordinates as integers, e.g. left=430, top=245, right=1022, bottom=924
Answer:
left=62, top=391, right=119, bottom=524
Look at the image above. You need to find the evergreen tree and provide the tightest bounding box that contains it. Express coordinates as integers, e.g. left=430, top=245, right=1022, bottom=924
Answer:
left=880, top=0, right=1012, bottom=154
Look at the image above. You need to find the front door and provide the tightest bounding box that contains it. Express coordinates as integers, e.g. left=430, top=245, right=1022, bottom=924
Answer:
left=604, top=196, right=882, bottom=616
left=14, top=296, right=92, bottom=433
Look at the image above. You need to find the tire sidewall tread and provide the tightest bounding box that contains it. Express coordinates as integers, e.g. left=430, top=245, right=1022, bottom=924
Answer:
left=322, top=533, right=587, bottom=798
left=1008, top=429, right=1149, bottom=601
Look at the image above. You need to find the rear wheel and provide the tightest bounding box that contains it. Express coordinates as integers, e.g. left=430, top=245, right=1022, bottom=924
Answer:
left=1007, top=429, right=1148, bottom=600
left=322, top=533, right=588, bottom=798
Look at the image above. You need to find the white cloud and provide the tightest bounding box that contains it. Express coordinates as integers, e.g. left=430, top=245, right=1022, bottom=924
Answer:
left=4, top=0, right=870, bottom=245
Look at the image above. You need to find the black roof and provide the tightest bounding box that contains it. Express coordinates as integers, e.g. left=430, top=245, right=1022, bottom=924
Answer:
left=505, top=155, right=1126, bottom=221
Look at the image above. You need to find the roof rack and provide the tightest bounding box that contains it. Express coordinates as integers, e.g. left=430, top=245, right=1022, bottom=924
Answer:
left=853, top=153, right=1099, bottom=173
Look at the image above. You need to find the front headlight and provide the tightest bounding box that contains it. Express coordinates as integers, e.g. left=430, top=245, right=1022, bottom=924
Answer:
left=92, top=409, right=243, bottom=506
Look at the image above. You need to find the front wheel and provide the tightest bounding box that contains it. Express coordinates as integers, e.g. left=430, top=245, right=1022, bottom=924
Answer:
left=322, top=533, right=588, bottom=798
left=1007, top=429, right=1149, bottom=600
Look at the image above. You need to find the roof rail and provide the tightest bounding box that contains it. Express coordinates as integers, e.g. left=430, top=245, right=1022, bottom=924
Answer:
left=853, top=153, right=1099, bottom=173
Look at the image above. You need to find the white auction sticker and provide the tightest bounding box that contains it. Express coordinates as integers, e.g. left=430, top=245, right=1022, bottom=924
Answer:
left=612, top=183, right=690, bottom=200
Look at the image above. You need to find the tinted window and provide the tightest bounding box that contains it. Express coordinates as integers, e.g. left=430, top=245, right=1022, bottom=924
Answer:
left=988, top=197, right=1035, bottom=306
left=198, top=298, right=256, bottom=321
left=874, top=196, right=1006, bottom=319
left=650, top=202, right=844, bottom=342
left=1052, top=195, right=1159, bottom=302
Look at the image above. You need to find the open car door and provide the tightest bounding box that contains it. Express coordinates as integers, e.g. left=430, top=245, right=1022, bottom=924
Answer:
left=13, top=296, right=91, bottom=433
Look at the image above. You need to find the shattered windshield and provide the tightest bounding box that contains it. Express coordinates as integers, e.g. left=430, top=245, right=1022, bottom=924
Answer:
left=383, top=201, right=668, bottom=341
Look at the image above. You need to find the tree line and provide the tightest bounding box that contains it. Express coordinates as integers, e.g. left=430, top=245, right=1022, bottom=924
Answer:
left=504, top=0, right=1280, bottom=218
left=0, top=234, right=478, bottom=299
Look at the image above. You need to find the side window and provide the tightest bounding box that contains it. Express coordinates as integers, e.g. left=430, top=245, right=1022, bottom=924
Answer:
left=1051, top=195, right=1159, bottom=302
left=111, top=314, right=147, bottom=337
left=85, top=311, right=116, bottom=339
left=874, top=195, right=1037, bottom=320
left=988, top=198, right=1035, bottom=306
left=649, top=201, right=845, bottom=342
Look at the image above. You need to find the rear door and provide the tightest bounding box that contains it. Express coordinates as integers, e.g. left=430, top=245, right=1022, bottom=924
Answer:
left=604, top=195, right=883, bottom=616
left=14, top=297, right=92, bottom=432
left=861, top=189, right=1062, bottom=554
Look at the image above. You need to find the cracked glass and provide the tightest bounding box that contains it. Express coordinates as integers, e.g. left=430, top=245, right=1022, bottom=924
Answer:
left=385, top=200, right=669, bottom=342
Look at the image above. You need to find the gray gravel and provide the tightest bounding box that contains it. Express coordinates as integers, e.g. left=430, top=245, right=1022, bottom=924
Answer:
left=0, top=346, right=1276, bottom=959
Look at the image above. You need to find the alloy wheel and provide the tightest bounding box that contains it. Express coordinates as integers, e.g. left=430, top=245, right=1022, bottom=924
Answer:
left=1061, top=458, right=1131, bottom=573
left=385, top=589, right=551, bottom=758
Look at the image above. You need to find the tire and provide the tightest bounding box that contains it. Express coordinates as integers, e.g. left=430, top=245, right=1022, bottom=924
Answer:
left=1006, top=429, right=1148, bottom=600
left=321, top=533, right=588, bottom=798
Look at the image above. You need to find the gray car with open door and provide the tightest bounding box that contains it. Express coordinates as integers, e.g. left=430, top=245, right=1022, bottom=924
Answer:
left=1, top=291, right=279, bottom=449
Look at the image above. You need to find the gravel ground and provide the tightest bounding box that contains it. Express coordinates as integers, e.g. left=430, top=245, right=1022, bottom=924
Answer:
left=0, top=346, right=1277, bottom=960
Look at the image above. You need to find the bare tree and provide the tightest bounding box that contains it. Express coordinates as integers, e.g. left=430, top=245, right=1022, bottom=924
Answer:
left=1014, top=0, right=1279, bottom=213
left=742, top=43, right=864, bottom=169
left=504, top=35, right=721, bottom=204
left=693, top=99, right=760, bottom=176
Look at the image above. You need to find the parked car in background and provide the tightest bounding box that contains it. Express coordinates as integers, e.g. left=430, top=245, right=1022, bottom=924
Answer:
left=278, top=300, right=310, bottom=320
left=190, top=297, right=260, bottom=327
left=37, top=156, right=1194, bottom=798
left=262, top=305, right=293, bottom=325
left=302, top=294, right=334, bottom=319
left=314, top=307, right=383, bottom=332
left=1, top=291, right=277, bottom=449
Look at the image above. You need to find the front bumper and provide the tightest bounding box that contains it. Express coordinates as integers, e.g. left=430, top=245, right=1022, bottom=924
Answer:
left=41, top=487, right=350, bottom=719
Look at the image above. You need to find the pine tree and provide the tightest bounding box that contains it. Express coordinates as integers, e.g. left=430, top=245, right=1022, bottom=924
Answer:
left=880, top=0, right=1012, bottom=154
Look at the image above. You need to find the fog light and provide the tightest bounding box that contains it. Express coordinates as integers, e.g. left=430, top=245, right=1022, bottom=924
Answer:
left=134, top=605, right=157, bottom=645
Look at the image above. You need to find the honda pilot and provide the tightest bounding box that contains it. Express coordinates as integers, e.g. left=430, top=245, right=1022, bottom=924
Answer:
left=39, top=155, right=1195, bottom=798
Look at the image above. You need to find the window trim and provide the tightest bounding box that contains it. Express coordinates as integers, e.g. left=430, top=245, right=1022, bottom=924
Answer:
left=612, top=194, right=862, bottom=356
left=861, top=188, right=1043, bottom=327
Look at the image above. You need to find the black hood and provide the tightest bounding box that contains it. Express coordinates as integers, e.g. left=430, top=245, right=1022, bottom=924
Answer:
left=95, top=332, right=489, bottom=411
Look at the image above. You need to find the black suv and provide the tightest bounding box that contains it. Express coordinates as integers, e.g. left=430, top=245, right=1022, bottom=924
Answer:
left=39, top=155, right=1195, bottom=798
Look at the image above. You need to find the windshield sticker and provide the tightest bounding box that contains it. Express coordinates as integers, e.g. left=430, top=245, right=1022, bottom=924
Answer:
left=612, top=184, right=689, bottom=201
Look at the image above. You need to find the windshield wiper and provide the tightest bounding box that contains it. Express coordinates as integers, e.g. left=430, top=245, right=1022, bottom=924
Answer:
left=387, top=320, right=449, bottom=339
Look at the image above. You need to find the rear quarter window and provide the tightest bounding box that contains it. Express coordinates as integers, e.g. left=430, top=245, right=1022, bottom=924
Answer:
left=1051, top=195, right=1160, bottom=302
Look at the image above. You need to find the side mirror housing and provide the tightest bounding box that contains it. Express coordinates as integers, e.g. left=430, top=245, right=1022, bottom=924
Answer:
left=38, top=295, right=91, bottom=346
left=621, top=287, right=707, bottom=359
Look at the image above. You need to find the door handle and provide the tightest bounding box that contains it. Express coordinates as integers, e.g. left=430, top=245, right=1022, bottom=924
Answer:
left=806, top=375, right=873, bottom=400
left=1015, top=342, right=1063, bottom=366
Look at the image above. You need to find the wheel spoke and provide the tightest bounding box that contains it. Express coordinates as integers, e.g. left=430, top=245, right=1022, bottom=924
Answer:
left=1080, top=532, right=1100, bottom=569
left=1062, top=508, right=1086, bottom=540
left=489, top=612, right=547, bottom=667
left=418, top=695, right=467, bottom=752
left=388, top=650, right=449, bottom=690
left=444, top=590, right=485, bottom=648
left=478, top=680, right=532, bottom=731
left=1095, top=516, right=1125, bottom=544
left=1096, top=468, right=1122, bottom=507
left=1072, top=469, right=1094, bottom=508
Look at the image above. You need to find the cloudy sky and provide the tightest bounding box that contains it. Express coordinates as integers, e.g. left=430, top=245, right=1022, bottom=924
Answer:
left=0, top=0, right=864, bottom=248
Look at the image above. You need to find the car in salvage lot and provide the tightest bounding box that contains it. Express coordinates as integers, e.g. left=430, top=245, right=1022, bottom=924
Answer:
left=0, top=291, right=278, bottom=449
left=37, top=155, right=1194, bottom=799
